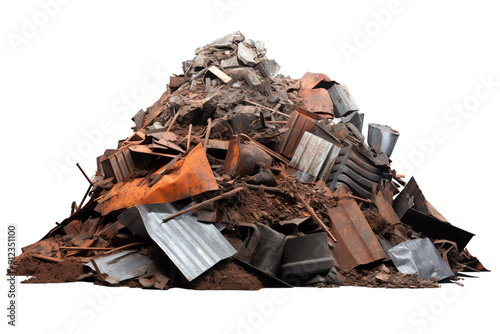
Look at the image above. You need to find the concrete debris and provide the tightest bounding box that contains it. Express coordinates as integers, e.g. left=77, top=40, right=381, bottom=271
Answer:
left=9, top=32, right=486, bottom=291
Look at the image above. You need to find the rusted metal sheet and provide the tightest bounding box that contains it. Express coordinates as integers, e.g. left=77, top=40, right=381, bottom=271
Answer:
left=327, top=200, right=387, bottom=271
left=288, top=132, right=341, bottom=183
left=278, top=107, right=325, bottom=158
left=297, top=72, right=336, bottom=117
left=206, top=139, right=229, bottom=150
left=328, top=84, right=359, bottom=118
left=373, top=182, right=401, bottom=226
left=141, top=90, right=170, bottom=129
left=95, top=143, right=219, bottom=215
left=223, top=135, right=273, bottom=177
left=101, top=148, right=137, bottom=182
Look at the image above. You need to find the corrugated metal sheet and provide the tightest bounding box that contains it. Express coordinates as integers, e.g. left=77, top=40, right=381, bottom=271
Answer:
left=118, top=202, right=236, bottom=281
left=327, top=199, right=387, bottom=271
left=278, top=107, right=324, bottom=158
left=101, top=148, right=135, bottom=182
left=85, top=250, right=156, bottom=284
left=328, top=84, right=359, bottom=118
left=327, top=146, right=384, bottom=199
left=288, top=132, right=340, bottom=183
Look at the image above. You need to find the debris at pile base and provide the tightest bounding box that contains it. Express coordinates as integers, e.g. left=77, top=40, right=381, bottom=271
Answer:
left=9, top=31, right=487, bottom=290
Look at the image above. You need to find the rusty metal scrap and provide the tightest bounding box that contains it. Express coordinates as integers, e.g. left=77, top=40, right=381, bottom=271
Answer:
left=297, top=72, right=336, bottom=117
left=95, top=143, right=218, bottom=215
left=10, top=31, right=486, bottom=291
left=278, top=106, right=325, bottom=158
left=327, top=200, right=387, bottom=271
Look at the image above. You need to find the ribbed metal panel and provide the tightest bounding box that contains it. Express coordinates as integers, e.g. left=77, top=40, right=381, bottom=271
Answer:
left=118, top=203, right=236, bottom=281
left=288, top=132, right=340, bottom=183
left=86, top=250, right=155, bottom=284
left=327, top=146, right=384, bottom=199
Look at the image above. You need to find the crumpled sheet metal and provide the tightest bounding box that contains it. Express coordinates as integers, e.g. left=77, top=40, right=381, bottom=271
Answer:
left=85, top=250, right=157, bottom=284
left=327, top=199, right=387, bottom=271
left=118, top=202, right=237, bottom=281
left=95, top=143, right=218, bottom=215
left=297, top=72, right=336, bottom=117
left=387, top=238, right=454, bottom=281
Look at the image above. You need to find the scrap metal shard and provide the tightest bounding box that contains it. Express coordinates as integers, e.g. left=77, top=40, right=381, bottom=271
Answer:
left=278, top=106, right=325, bottom=158
left=327, top=199, right=387, bottom=271
left=297, top=72, right=336, bottom=117
left=288, top=132, right=341, bottom=183
left=85, top=250, right=157, bottom=284
left=387, top=238, right=454, bottom=281
left=118, top=202, right=236, bottom=281
left=95, top=143, right=218, bottom=215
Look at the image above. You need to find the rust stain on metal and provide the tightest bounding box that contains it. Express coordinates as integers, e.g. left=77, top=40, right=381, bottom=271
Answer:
left=278, top=107, right=325, bottom=158
left=327, top=199, right=386, bottom=271
left=95, top=143, right=218, bottom=215
left=297, top=72, right=336, bottom=117
left=223, top=135, right=273, bottom=177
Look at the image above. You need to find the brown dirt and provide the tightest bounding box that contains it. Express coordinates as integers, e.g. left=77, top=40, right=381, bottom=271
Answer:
left=12, top=257, right=85, bottom=283
left=181, top=259, right=266, bottom=290
left=340, top=267, right=439, bottom=289
left=363, top=209, right=393, bottom=235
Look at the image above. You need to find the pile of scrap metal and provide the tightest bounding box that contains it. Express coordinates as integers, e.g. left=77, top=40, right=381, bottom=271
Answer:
left=10, top=32, right=487, bottom=290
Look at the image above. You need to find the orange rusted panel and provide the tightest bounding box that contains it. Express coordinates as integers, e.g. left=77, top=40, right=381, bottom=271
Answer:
left=297, top=72, right=335, bottom=117
left=141, top=90, right=170, bottom=129
left=95, top=143, right=218, bottom=215
left=327, top=199, right=387, bottom=271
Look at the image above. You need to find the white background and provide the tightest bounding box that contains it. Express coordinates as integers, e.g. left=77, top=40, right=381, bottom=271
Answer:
left=1, top=0, right=499, bottom=333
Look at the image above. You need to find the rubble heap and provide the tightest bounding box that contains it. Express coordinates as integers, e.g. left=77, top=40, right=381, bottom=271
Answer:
left=10, top=32, right=487, bottom=290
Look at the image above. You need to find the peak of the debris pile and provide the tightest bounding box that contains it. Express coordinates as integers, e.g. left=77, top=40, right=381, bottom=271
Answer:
left=9, top=31, right=487, bottom=291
